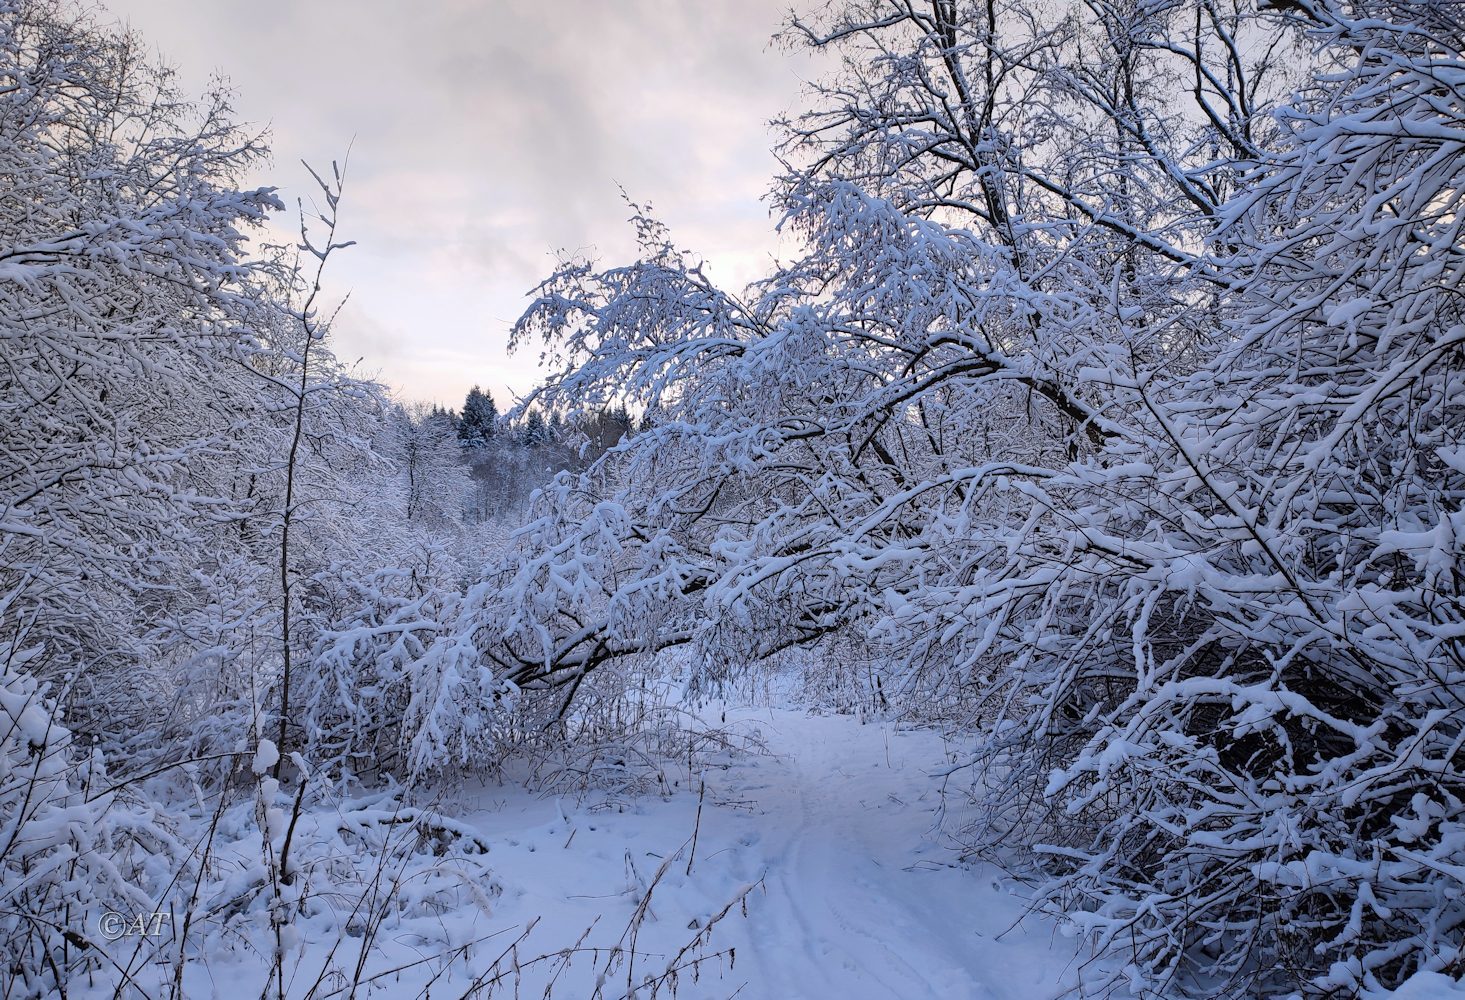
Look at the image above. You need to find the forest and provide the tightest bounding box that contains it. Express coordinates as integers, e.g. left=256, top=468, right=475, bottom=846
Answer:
left=2, top=0, right=1463, bottom=997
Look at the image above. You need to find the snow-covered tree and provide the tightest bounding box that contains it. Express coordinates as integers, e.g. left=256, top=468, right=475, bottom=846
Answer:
left=0, top=1, right=522, bottom=990
left=504, top=0, right=1465, bottom=994
left=503, top=0, right=1288, bottom=716
left=458, top=384, right=498, bottom=446
left=1015, top=5, right=1465, bottom=993
left=517, top=407, right=553, bottom=448
left=387, top=402, right=471, bottom=527
left=0, top=0, right=281, bottom=728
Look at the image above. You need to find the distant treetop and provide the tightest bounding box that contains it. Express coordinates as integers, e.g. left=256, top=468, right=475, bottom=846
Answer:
left=458, top=385, right=498, bottom=446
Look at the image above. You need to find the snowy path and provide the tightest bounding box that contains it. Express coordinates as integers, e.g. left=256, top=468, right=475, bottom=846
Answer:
left=726, top=709, right=989, bottom=998
left=465, top=705, right=1100, bottom=999
left=708, top=707, right=1090, bottom=999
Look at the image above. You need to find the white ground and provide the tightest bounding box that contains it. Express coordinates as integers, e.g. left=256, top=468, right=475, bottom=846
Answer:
left=92, top=703, right=1110, bottom=999
left=455, top=704, right=1102, bottom=999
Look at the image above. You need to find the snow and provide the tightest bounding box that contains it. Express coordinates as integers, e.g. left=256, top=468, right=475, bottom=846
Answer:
left=699, top=706, right=1086, bottom=999
left=1325, top=298, right=1376, bottom=328
left=1374, top=972, right=1465, bottom=999
left=563, top=704, right=1094, bottom=998
left=451, top=703, right=1109, bottom=998
left=252, top=738, right=280, bottom=775
left=103, top=703, right=1105, bottom=999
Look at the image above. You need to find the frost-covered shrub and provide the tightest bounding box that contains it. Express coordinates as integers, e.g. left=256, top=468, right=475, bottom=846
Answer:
left=516, top=653, right=769, bottom=803
left=295, top=546, right=517, bottom=782
left=0, top=650, right=194, bottom=995
left=987, top=6, right=1465, bottom=994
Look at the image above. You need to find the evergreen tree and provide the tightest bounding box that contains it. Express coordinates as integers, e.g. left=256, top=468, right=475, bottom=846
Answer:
left=519, top=408, right=550, bottom=447
left=457, top=385, right=497, bottom=446
left=429, top=403, right=459, bottom=433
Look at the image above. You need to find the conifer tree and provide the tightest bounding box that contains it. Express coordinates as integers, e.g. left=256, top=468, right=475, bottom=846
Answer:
left=457, top=385, right=498, bottom=446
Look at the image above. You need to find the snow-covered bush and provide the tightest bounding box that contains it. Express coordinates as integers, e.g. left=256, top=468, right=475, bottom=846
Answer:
left=0, top=650, right=195, bottom=996
left=295, top=548, right=518, bottom=782
left=1009, top=6, right=1465, bottom=994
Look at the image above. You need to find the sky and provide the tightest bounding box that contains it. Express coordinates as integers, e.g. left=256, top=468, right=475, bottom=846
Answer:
left=105, top=1, right=822, bottom=410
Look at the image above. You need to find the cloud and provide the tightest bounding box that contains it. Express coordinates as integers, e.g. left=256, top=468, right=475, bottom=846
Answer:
left=107, top=0, right=826, bottom=406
